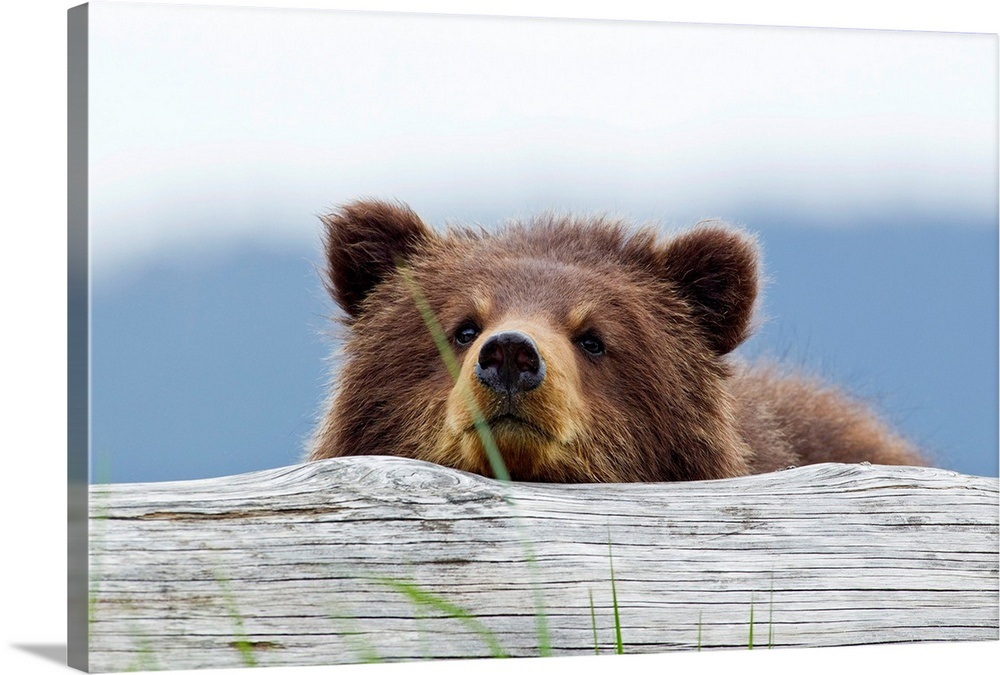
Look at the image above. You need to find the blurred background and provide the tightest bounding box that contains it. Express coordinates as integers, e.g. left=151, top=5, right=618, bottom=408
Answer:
left=88, top=3, right=997, bottom=482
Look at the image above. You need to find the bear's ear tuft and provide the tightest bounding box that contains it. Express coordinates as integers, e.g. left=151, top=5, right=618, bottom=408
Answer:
left=322, top=199, right=432, bottom=318
left=659, top=224, right=759, bottom=355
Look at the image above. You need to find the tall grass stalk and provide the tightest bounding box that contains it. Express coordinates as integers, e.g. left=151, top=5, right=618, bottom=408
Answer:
left=748, top=591, right=755, bottom=650
left=380, top=578, right=508, bottom=658
left=401, top=267, right=551, bottom=656
left=589, top=589, right=599, bottom=655
left=608, top=533, right=623, bottom=654
left=213, top=571, right=259, bottom=667
left=696, top=610, right=703, bottom=651
left=401, top=267, right=509, bottom=482
left=768, top=576, right=775, bottom=649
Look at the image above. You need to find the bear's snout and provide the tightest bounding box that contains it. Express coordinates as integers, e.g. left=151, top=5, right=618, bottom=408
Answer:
left=475, top=331, right=546, bottom=395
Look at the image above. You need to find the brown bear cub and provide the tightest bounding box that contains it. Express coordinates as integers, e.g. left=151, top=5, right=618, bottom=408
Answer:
left=308, top=199, right=924, bottom=482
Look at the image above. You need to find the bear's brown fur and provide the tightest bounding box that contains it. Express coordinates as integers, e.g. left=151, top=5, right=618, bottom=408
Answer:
left=308, top=199, right=924, bottom=482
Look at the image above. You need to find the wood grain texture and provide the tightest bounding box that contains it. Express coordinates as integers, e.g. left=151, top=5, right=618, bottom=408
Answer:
left=88, top=458, right=999, bottom=672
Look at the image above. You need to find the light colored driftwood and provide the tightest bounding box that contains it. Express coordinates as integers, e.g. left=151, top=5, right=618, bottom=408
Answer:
left=88, top=457, right=999, bottom=672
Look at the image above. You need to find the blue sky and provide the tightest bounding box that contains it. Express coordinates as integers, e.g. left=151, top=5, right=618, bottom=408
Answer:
left=87, top=3, right=998, bottom=481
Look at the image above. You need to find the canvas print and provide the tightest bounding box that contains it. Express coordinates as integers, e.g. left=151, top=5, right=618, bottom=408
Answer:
left=68, top=2, right=999, bottom=672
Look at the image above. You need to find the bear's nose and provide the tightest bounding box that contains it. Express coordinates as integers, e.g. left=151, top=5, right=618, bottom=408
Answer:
left=474, top=331, right=546, bottom=395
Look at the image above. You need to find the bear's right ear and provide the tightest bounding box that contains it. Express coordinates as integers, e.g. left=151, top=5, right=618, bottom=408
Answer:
left=322, top=199, right=433, bottom=318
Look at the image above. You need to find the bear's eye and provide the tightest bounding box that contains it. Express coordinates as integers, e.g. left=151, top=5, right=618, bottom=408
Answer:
left=454, top=323, right=480, bottom=346
left=576, top=333, right=605, bottom=356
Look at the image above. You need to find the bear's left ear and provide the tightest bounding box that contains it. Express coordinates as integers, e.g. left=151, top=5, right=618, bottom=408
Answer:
left=322, top=199, right=433, bottom=318
left=658, top=224, right=759, bottom=355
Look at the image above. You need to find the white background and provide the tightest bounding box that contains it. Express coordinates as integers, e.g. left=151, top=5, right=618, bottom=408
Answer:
left=1, top=2, right=997, bottom=675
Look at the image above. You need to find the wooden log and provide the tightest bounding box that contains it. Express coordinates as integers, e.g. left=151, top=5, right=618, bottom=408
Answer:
left=87, top=458, right=999, bottom=672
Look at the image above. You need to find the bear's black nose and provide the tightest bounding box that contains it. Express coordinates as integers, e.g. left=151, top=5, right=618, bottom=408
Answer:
left=475, top=331, right=546, bottom=395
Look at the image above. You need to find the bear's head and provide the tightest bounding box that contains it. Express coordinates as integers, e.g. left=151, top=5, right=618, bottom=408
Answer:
left=309, top=199, right=759, bottom=482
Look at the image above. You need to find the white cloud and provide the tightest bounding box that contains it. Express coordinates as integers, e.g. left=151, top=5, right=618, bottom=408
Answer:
left=87, top=3, right=998, bottom=277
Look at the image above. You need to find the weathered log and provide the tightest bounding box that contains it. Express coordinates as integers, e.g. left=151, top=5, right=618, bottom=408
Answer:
left=87, top=458, right=999, bottom=672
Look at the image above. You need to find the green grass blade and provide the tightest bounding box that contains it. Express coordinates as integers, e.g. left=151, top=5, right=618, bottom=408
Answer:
left=380, top=578, right=508, bottom=658
left=608, top=533, right=623, bottom=654
left=589, top=589, right=599, bottom=655
left=531, top=581, right=552, bottom=656
left=401, top=268, right=553, bottom=656
left=748, top=591, right=755, bottom=650
left=697, top=610, right=703, bottom=651
left=213, top=572, right=259, bottom=667
left=400, top=266, right=510, bottom=483
left=768, top=575, right=775, bottom=649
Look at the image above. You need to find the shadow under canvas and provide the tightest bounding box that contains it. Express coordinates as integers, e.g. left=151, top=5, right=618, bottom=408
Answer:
left=12, top=643, right=67, bottom=666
